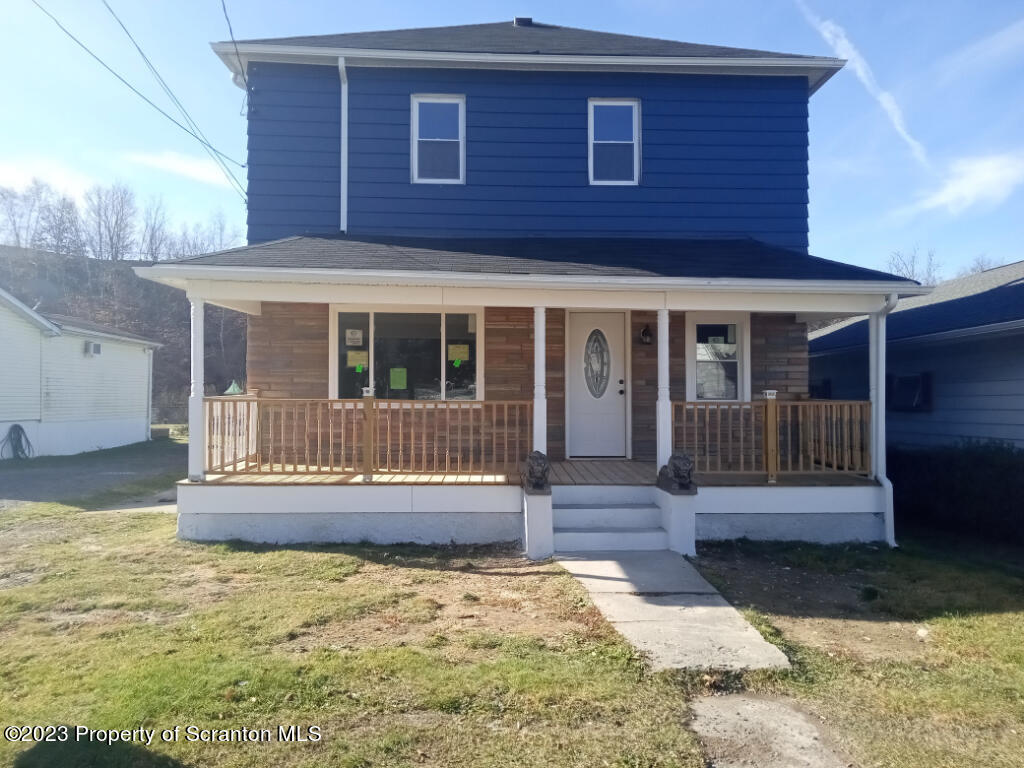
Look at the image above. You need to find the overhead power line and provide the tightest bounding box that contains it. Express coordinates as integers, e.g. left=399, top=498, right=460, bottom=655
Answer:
left=99, top=0, right=246, bottom=201
left=29, top=0, right=247, bottom=174
left=221, top=0, right=249, bottom=93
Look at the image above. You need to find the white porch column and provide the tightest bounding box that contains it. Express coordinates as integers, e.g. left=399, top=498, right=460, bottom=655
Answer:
left=533, top=306, right=547, bottom=454
left=656, top=308, right=672, bottom=467
left=188, top=296, right=206, bottom=481
left=869, top=300, right=896, bottom=546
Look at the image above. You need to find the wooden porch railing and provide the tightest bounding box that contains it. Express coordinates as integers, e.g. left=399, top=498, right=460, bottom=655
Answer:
left=672, top=399, right=872, bottom=481
left=204, top=397, right=532, bottom=476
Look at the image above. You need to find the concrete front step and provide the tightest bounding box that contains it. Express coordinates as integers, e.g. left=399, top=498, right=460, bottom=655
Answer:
left=553, top=503, right=662, bottom=529
left=551, top=484, right=655, bottom=505
left=554, top=527, right=669, bottom=551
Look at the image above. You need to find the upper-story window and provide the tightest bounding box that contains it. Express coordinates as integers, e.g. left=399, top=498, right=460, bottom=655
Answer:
left=588, top=98, right=640, bottom=185
left=411, top=94, right=465, bottom=184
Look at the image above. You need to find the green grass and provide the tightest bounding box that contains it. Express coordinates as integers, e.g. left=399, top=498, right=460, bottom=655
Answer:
left=0, top=483, right=701, bottom=768
left=695, top=538, right=1024, bottom=768
left=4, top=461, right=1022, bottom=767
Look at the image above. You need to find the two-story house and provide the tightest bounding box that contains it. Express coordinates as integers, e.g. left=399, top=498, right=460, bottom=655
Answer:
left=138, top=19, right=926, bottom=557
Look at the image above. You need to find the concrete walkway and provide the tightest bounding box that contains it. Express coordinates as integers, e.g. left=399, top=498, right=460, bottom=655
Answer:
left=557, top=551, right=790, bottom=671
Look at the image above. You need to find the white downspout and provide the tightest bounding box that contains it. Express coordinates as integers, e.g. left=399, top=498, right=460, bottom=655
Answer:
left=871, top=292, right=898, bottom=546
left=338, top=57, right=349, bottom=233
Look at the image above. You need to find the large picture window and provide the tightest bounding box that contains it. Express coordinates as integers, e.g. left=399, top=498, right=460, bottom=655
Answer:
left=588, top=98, right=640, bottom=185
left=335, top=310, right=479, bottom=400
left=411, top=95, right=465, bottom=183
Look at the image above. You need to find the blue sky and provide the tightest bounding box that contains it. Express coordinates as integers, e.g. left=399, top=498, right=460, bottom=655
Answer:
left=2, top=0, right=1022, bottom=275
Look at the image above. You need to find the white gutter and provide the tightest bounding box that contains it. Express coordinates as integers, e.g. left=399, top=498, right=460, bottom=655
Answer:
left=211, top=42, right=844, bottom=93
left=338, top=56, right=349, bottom=233
left=134, top=263, right=927, bottom=296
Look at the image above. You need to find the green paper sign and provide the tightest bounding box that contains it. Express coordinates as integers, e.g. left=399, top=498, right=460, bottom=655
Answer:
left=390, top=367, right=407, bottom=390
left=453, top=359, right=462, bottom=368
left=355, top=364, right=364, bottom=373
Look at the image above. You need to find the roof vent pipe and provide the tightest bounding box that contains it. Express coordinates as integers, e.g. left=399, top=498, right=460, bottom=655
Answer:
left=513, top=17, right=533, bottom=26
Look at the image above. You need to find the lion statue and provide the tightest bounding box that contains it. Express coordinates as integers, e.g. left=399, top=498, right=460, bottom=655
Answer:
left=657, top=453, right=695, bottom=493
left=524, top=450, right=551, bottom=493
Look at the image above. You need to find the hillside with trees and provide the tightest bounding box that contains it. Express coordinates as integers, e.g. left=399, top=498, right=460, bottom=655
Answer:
left=0, top=179, right=246, bottom=421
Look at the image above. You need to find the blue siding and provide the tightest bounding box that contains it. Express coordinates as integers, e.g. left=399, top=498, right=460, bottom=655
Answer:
left=246, top=62, right=340, bottom=243
left=246, top=64, right=810, bottom=249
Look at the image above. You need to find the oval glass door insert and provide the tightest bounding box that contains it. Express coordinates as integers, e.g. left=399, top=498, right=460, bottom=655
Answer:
left=584, top=329, right=611, bottom=398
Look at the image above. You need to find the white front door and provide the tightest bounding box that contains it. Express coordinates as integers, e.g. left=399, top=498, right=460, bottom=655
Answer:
left=568, top=312, right=627, bottom=457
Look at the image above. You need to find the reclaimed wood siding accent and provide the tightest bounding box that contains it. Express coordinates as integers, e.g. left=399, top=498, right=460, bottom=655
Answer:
left=345, top=68, right=810, bottom=250
left=246, top=302, right=330, bottom=398
left=245, top=62, right=341, bottom=243
left=630, top=311, right=687, bottom=460
left=750, top=313, right=809, bottom=399
left=483, top=307, right=566, bottom=460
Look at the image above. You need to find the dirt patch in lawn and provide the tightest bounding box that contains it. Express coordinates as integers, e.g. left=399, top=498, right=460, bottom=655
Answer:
left=696, top=543, right=930, bottom=662
left=283, top=549, right=609, bottom=655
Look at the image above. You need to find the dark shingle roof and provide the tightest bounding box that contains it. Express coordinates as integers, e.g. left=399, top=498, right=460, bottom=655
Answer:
left=234, top=21, right=824, bottom=60
left=167, top=234, right=910, bottom=283
left=810, top=262, right=1024, bottom=352
left=41, top=313, right=158, bottom=346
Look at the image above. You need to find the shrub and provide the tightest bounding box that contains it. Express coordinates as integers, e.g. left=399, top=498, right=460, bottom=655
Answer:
left=888, top=441, right=1024, bottom=544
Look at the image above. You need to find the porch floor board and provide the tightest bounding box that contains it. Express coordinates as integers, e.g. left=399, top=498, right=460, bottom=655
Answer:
left=199, top=460, right=875, bottom=487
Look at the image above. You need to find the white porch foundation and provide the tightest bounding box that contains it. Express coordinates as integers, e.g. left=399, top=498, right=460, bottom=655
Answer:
left=177, top=483, right=524, bottom=545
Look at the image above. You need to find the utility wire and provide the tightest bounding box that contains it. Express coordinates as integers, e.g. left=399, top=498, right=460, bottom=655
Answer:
left=221, top=0, right=249, bottom=92
left=99, top=0, right=246, bottom=201
left=30, top=0, right=247, bottom=172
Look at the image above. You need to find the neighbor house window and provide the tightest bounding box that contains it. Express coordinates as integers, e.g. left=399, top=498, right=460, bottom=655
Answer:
left=588, top=98, right=640, bottom=185
left=335, top=310, right=480, bottom=400
left=685, top=314, right=751, bottom=401
left=887, top=372, right=933, bottom=412
left=411, top=95, right=465, bottom=183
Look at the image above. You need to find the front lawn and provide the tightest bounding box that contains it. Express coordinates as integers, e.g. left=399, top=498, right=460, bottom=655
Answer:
left=3, top=473, right=1022, bottom=768
left=0, top=481, right=701, bottom=767
left=696, top=537, right=1024, bottom=768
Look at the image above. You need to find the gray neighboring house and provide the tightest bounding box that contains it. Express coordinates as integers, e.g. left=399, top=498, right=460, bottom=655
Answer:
left=810, top=261, right=1024, bottom=448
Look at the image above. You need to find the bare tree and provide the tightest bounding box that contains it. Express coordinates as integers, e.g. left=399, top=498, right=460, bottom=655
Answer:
left=139, top=196, right=172, bottom=261
left=0, top=179, right=54, bottom=247
left=84, top=183, right=138, bottom=260
left=888, top=247, right=943, bottom=285
left=33, top=194, right=85, bottom=257
left=956, top=254, right=1004, bottom=277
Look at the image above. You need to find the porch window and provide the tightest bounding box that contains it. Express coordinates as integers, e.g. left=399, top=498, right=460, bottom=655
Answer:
left=694, top=324, right=739, bottom=400
left=336, top=311, right=479, bottom=400
left=685, top=313, right=751, bottom=402
left=411, top=95, right=465, bottom=183
left=588, top=98, right=640, bottom=185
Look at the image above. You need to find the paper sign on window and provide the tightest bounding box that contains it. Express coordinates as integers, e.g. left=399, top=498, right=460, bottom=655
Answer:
left=345, top=329, right=363, bottom=346
left=390, top=367, right=408, bottom=390
left=346, top=350, right=368, bottom=368
left=447, top=344, right=470, bottom=362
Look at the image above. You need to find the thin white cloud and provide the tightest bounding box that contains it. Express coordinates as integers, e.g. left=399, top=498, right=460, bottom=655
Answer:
left=797, top=0, right=930, bottom=169
left=0, top=157, right=94, bottom=199
left=901, top=152, right=1024, bottom=216
left=938, top=16, right=1024, bottom=84
left=125, top=150, right=233, bottom=188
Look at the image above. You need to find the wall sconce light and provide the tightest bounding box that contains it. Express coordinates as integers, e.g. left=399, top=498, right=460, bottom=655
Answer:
left=639, top=325, right=653, bottom=345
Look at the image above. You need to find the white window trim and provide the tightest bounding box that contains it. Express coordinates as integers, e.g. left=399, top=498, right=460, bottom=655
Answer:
left=329, top=305, right=484, bottom=400
left=685, top=312, right=751, bottom=402
left=410, top=94, right=466, bottom=184
left=588, top=97, right=640, bottom=186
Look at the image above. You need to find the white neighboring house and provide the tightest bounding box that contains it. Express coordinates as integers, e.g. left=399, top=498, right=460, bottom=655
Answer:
left=1, top=286, right=159, bottom=457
